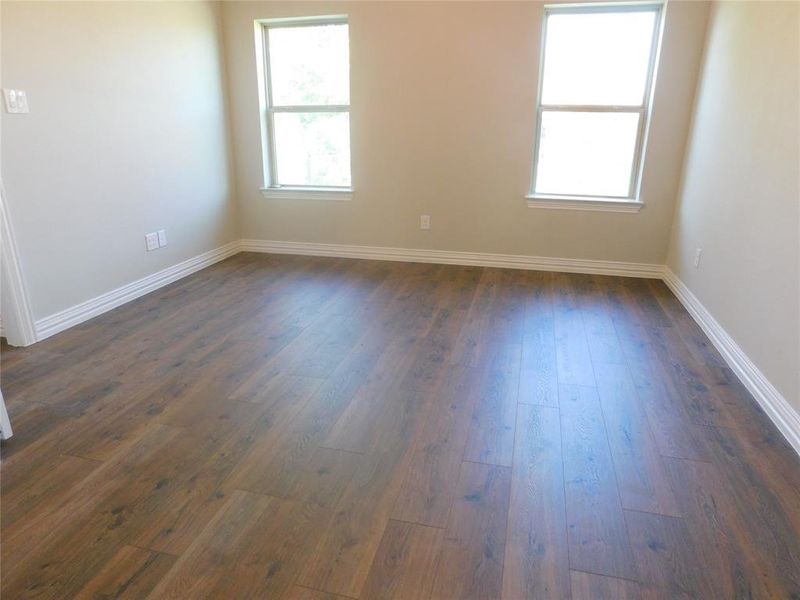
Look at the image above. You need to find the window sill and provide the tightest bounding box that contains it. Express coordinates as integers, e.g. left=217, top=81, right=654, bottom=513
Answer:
left=525, top=194, right=643, bottom=213
left=260, top=187, right=353, bottom=201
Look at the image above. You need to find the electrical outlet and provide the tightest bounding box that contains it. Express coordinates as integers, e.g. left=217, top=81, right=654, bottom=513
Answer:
left=693, top=247, right=703, bottom=268
left=3, top=89, right=29, bottom=114
left=157, top=229, right=167, bottom=247
left=145, top=232, right=159, bottom=252
left=420, top=215, right=431, bottom=230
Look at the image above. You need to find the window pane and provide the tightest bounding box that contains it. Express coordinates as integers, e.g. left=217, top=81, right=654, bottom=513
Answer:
left=542, top=11, right=657, bottom=106
left=535, top=111, right=639, bottom=197
left=274, top=112, right=351, bottom=187
left=268, top=24, right=349, bottom=106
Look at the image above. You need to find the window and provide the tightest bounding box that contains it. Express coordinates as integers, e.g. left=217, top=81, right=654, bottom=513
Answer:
left=528, top=3, right=663, bottom=211
left=259, top=17, right=351, bottom=198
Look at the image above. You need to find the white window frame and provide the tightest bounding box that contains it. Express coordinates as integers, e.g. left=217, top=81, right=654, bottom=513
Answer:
left=257, top=15, right=352, bottom=201
left=526, top=2, right=664, bottom=213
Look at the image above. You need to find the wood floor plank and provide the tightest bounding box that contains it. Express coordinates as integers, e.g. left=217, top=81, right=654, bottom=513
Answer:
left=150, top=447, right=359, bottom=599
left=594, top=363, right=681, bottom=517
left=74, top=545, right=176, bottom=600
left=502, top=404, right=569, bottom=600
left=230, top=341, right=385, bottom=499
left=321, top=342, right=419, bottom=454
left=294, top=268, right=469, bottom=596
left=603, top=277, right=712, bottom=461
left=552, top=274, right=596, bottom=387
left=621, top=278, right=672, bottom=328
left=1, top=379, right=136, bottom=478
left=146, top=489, right=284, bottom=599
left=429, top=461, right=511, bottom=600
left=703, top=418, right=800, bottom=531
left=57, top=376, right=202, bottom=462
left=398, top=303, right=473, bottom=393
left=130, top=422, right=272, bottom=555
left=360, top=519, right=444, bottom=600
left=626, top=353, right=712, bottom=463
left=281, top=586, right=354, bottom=600
left=693, top=425, right=800, bottom=587
left=0, top=401, right=63, bottom=463
left=576, top=274, right=627, bottom=367
left=263, top=263, right=394, bottom=380
left=570, top=570, right=642, bottom=600
left=447, top=269, right=496, bottom=369
left=645, top=322, right=739, bottom=430
left=518, top=270, right=557, bottom=406
left=390, top=365, right=484, bottom=528
left=1, top=453, right=100, bottom=532
left=463, top=342, right=520, bottom=467
left=559, top=384, right=638, bottom=581
left=624, top=509, right=716, bottom=600
left=518, top=328, right=558, bottom=407
left=609, top=277, right=735, bottom=432
left=663, top=455, right=796, bottom=598
left=1, top=423, right=185, bottom=597
left=225, top=449, right=360, bottom=598
left=646, top=278, right=728, bottom=373
left=322, top=321, right=424, bottom=452
left=296, top=385, right=431, bottom=598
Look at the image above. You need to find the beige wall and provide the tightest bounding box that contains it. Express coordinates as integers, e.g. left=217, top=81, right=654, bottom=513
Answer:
left=1, top=1, right=238, bottom=320
left=221, top=1, right=709, bottom=264
left=667, top=1, right=800, bottom=410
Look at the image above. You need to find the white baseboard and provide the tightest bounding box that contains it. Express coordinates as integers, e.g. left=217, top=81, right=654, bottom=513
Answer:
left=240, top=239, right=664, bottom=278
left=34, top=240, right=241, bottom=341
left=663, top=268, right=800, bottom=456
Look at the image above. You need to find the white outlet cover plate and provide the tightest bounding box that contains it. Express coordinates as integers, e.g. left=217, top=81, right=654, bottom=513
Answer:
left=693, top=248, right=703, bottom=267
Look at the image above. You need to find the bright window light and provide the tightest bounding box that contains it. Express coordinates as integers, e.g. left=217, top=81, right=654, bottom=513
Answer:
left=261, top=19, right=351, bottom=189
left=268, top=24, right=349, bottom=107
left=536, top=111, right=640, bottom=197
left=531, top=5, right=662, bottom=201
left=273, top=112, right=351, bottom=187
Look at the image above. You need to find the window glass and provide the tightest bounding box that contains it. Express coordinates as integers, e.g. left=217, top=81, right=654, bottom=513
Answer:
left=542, top=11, right=657, bottom=106
left=268, top=24, right=349, bottom=106
left=273, top=112, right=351, bottom=187
left=535, top=111, right=640, bottom=197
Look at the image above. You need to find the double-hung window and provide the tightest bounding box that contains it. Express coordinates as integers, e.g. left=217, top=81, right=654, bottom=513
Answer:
left=259, top=17, right=352, bottom=199
left=528, top=3, right=663, bottom=211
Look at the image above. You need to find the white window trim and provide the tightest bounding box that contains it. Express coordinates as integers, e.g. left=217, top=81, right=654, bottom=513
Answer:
left=527, top=1, right=664, bottom=212
left=525, top=194, right=643, bottom=212
left=256, top=15, right=353, bottom=199
left=259, top=186, right=353, bottom=201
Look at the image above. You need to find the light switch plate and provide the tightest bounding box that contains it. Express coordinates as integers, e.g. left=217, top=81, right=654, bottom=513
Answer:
left=145, top=232, right=159, bottom=252
left=157, top=229, right=167, bottom=247
left=3, top=89, right=29, bottom=114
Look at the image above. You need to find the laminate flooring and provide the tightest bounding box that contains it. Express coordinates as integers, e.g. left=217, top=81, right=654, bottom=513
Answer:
left=2, top=253, right=799, bottom=599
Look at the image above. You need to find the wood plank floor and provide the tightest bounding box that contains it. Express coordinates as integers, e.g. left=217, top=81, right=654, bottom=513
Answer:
left=2, top=253, right=799, bottom=599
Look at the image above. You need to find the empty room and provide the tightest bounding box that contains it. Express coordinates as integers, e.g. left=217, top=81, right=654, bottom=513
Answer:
left=1, top=0, right=798, bottom=598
